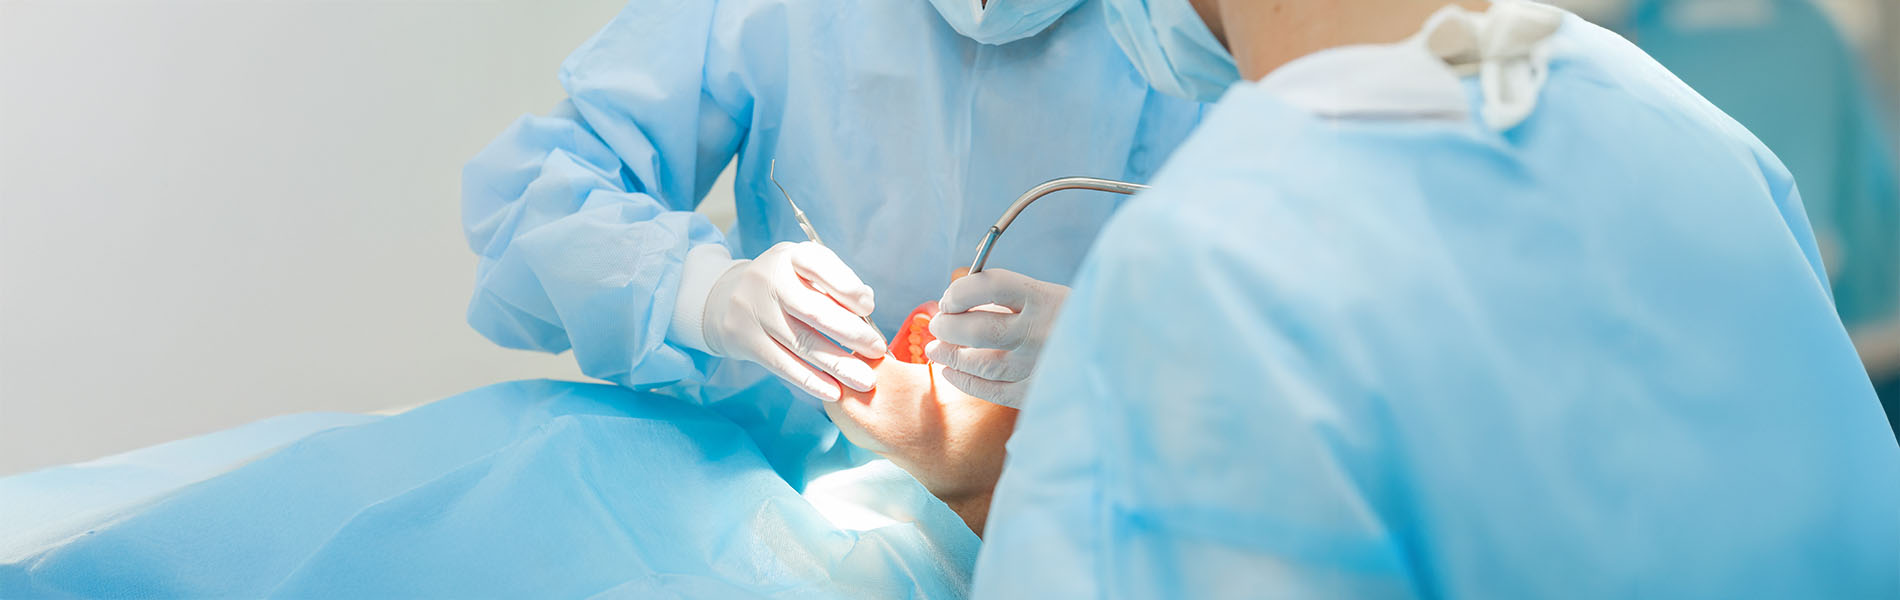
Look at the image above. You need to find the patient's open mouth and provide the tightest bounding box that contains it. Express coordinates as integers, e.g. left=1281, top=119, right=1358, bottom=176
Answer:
left=891, top=301, right=941, bottom=364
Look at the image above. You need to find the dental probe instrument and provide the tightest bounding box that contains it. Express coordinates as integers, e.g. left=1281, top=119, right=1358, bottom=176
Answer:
left=968, top=176, right=1149, bottom=274
left=769, top=160, right=891, bottom=350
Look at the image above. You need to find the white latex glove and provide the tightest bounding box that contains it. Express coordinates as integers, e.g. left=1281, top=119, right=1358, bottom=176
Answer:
left=925, top=269, right=1068, bottom=408
left=700, top=241, right=886, bottom=402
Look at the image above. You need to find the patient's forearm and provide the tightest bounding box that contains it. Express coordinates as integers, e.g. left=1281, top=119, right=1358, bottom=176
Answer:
left=823, top=359, right=1017, bottom=535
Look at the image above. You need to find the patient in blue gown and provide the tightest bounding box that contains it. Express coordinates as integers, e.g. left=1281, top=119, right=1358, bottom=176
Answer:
left=0, top=358, right=1016, bottom=598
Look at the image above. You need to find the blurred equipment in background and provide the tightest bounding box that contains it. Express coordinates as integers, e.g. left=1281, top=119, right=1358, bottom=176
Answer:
left=1552, top=0, right=1900, bottom=434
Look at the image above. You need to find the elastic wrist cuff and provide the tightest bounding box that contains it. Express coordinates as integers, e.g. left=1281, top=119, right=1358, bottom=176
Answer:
left=668, top=244, right=739, bottom=353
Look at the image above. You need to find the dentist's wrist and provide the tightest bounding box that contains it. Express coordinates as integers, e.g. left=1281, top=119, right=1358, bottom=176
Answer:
left=667, top=244, right=742, bottom=354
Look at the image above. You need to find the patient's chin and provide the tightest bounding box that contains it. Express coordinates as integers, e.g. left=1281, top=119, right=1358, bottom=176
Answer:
left=827, top=359, right=941, bottom=455
left=824, top=358, right=1018, bottom=502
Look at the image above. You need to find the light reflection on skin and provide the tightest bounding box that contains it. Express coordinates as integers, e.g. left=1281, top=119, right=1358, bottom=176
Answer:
left=822, top=358, right=1019, bottom=535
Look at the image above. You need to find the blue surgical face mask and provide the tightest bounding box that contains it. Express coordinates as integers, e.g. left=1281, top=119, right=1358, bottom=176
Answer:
left=1102, top=0, right=1241, bottom=102
left=928, top=0, right=1091, bottom=45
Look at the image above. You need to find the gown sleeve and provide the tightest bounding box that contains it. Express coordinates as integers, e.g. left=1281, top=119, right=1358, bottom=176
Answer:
left=460, top=0, right=755, bottom=389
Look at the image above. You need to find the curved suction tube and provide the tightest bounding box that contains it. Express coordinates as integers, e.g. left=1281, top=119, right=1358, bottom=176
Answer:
left=967, top=177, right=1150, bottom=274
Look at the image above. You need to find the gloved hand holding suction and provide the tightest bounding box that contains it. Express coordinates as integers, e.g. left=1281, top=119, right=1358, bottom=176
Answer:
left=700, top=241, right=887, bottom=402
left=926, top=268, right=1069, bottom=408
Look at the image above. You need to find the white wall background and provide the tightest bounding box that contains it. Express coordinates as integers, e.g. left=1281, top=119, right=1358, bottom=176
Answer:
left=0, top=0, right=737, bottom=475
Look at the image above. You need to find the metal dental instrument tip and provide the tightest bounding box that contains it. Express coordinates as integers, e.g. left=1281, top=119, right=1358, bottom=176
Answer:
left=770, top=160, right=826, bottom=245
left=769, top=160, right=889, bottom=351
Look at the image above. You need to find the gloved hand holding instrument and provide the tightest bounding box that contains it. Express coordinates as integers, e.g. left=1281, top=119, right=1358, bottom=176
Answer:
left=926, top=269, right=1070, bottom=408
left=699, top=241, right=888, bottom=402
left=684, top=162, right=890, bottom=403
left=928, top=176, right=1148, bottom=408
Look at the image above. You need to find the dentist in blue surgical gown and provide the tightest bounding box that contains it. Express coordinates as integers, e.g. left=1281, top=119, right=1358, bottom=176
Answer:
left=461, top=0, right=1202, bottom=482
left=976, top=0, right=1900, bottom=597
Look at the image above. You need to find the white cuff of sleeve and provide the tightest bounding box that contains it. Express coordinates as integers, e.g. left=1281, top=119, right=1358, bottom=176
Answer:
left=667, top=244, right=739, bottom=354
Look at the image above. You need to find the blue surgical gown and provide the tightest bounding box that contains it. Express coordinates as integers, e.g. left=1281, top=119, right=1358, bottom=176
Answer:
left=460, top=0, right=1203, bottom=483
left=974, top=17, right=1900, bottom=598
left=0, top=380, right=979, bottom=598
left=1617, top=0, right=1900, bottom=437
left=1623, top=0, right=1900, bottom=330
